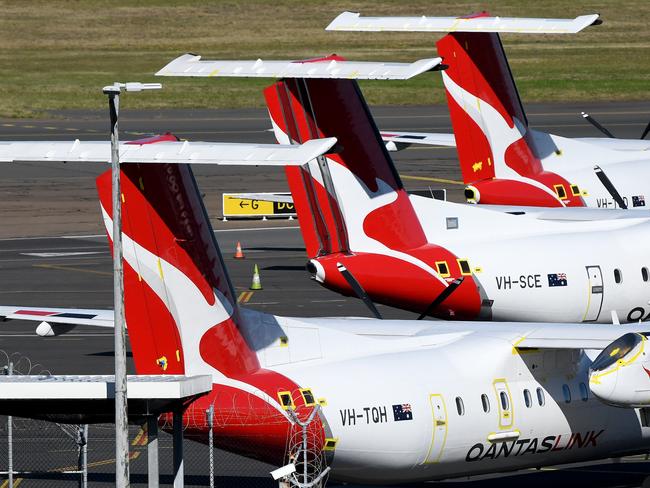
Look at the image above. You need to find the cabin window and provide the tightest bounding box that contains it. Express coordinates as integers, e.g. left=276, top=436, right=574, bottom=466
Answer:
left=300, top=388, right=316, bottom=407
left=323, top=438, right=338, bottom=451
left=436, top=261, right=450, bottom=277
left=570, top=184, right=581, bottom=196
left=537, top=387, right=546, bottom=406
left=481, top=394, right=490, bottom=413
left=455, top=396, right=465, bottom=416
left=642, top=267, right=649, bottom=282
left=614, top=269, right=622, bottom=284
left=579, top=382, right=589, bottom=402
left=554, top=184, right=567, bottom=199
left=499, top=391, right=509, bottom=411
left=457, top=259, right=472, bottom=276
left=640, top=408, right=650, bottom=427
left=562, top=384, right=572, bottom=404
left=277, top=391, right=295, bottom=410
left=523, top=389, right=532, bottom=408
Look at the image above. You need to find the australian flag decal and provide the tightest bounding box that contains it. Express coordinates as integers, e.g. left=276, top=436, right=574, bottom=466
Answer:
left=633, top=195, right=646, bottom=207
left=393, top=404, right=413, bottom=421
left=548, top=273, right=568, bottom=287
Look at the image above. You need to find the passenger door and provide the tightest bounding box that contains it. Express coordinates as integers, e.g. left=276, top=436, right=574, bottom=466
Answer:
left=424, top=394, right=448, bottom=463
left=583, top=266, right=604, bottom=322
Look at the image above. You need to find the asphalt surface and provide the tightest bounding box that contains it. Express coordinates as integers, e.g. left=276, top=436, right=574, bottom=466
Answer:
left=1, top=102, right=650, bottom=486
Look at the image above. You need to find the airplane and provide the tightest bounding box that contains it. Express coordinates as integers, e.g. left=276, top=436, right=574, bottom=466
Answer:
left=155, top=53, right=650, bottom=324
left=3, top=150, right=650, bottom=484
left=327, top=12, right=650, bottom=210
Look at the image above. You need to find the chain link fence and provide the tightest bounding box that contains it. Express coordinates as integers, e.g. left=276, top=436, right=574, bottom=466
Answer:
left=0, top=351, right=332, bottom=487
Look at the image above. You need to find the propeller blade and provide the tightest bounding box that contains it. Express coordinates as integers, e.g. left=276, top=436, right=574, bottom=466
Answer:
left=581, top=112, right=615, bottom=138
left=336, top=263, right=382, bottom=319
left=594, top=165, right=627, bottom=209
left=641, top=120, right=650, bottom=140
left=418, top=277, right=464, bottom=320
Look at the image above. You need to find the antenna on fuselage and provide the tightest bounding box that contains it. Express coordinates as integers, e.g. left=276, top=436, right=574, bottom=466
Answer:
left=594, top=165, right=627, bottom=209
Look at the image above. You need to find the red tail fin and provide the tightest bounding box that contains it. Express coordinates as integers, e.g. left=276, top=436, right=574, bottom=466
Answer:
left=96, top=164, right=260, bottom=378
left=265, top=78, right=427, bottom=255
left=437, top=32, right=584, bottom=207
left=437, top=32, right=544, bottom=182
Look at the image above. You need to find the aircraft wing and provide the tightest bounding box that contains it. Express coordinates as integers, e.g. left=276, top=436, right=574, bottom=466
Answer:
left=0, top=138, right=337, bottom=166
left=574, top=138, right=650, bottom=152
left=513, top=325, right=650, bottom=350
left=0, top=306, right=114, bottom=328
left=327, top=11, right=600, bottom=34
left=156, top=53, right=442, bottom=80
left=480, top=205, right=650, bottom=221
left=380, top=131, right=456, bottom=151
left=295, top=317, right=650, bottom=353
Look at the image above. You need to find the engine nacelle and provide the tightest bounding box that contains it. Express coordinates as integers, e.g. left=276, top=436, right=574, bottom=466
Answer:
left=589, top=332, right=650, bottom=407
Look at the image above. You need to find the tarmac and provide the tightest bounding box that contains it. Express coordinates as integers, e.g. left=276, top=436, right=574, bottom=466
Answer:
left=1, top=102, right=650, bottom=486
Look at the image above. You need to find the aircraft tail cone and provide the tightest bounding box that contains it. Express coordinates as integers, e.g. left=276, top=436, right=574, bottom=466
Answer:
left=250, top=264, right=263, bottom=290
left=234, top=241, right=245, bottom=259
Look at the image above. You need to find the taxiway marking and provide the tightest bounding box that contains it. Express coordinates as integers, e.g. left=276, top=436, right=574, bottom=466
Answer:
left=22, top=251, right=104, bottom=258
left=33, top=263, right=112, bottom=277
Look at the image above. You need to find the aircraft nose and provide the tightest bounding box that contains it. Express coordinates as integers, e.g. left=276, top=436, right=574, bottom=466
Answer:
left=589, top=369, right=616, bottom=402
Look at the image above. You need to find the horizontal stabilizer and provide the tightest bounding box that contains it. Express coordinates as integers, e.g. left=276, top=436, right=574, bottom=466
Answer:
left=327, top=11, right=600, bottom=34
left=156, top=53, right=441, bottom=80
left=380, top=131, right=456, bottom=151
left=0, top=138, right=337, bottom=166
left=0, top=306, right=114, bottom=328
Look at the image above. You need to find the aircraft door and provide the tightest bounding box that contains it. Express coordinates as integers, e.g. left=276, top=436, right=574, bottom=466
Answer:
left=583, top=266, right=604, bottom=322
left=493, top=379, right=514, bottom=430
left=424, top=394, right=448, bottom=463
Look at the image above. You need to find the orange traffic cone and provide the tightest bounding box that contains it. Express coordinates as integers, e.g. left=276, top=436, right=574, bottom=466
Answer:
left=234, top=241, right=245, bottom=259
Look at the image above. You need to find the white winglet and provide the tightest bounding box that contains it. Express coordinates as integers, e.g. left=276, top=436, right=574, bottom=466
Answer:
left=156, top=53, right=442, bottom=80
left=0, top=138, right=337, bottom=167
left=326, top=11, right=600, bottom=34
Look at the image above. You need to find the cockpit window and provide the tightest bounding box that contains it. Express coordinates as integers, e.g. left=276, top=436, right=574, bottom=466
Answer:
left=591, top=333, right=643, bottom=372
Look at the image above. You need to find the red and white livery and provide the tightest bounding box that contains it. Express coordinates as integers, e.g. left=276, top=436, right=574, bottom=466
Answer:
left=159, top=53, right=650, bottom=323
left=330, top=12, right=650, bottom=210
left=4, top=160, right=650, bottom=483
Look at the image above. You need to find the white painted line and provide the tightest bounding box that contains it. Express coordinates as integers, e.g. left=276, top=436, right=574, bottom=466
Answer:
left=0, top=226, right=301, bottom=242
left=22, top=251, right=105, bottom=258
left=0, top=333, right=114, bottom=337
left=214, top=226, right=300, bottom=233
left=61, top=234, right=104, bottom=239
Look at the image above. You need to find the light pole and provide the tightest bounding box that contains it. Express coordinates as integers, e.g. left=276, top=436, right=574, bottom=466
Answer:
left=102, top=81, right=161, bottom=487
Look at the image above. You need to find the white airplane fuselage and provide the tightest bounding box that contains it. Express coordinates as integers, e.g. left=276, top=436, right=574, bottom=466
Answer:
left=269, top=318, right=650, bottom=483
left=411, top=194, right=650, bottom=323
left=534, top=132, right=650, bottom=210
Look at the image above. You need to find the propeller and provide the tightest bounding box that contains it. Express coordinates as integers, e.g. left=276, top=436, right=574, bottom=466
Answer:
left=582, top=111, right=650, bottom=140
left=641, top=121, right=650, bottom=140
left=594, top=165, right=627, bottom=209
left=417, top=277, right=465, bottom=320
left=336, top=263, right=382, bottom=319
left=581, top=112, right=614, bottom=138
